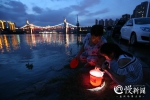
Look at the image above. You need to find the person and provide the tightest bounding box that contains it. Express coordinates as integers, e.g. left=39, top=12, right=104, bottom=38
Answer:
left=97, top=43, right=143, bottom=86
left=74, top=25, right=107, bottom=67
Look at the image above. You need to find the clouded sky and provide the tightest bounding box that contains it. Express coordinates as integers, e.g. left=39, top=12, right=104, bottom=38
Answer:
left=0, top=0, right=147, bottom=27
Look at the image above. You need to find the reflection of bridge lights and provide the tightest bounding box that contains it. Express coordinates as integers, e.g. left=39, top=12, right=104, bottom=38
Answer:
left=3, top=35, right=10, bottom=52
left=65, top=34, right=69, bottom=47
left=0, top=36, right=3, bottom=50
left=0, top=35, right=20, bottom=53
left=39, top=31, right=53, bottom=34
left=11, top=35, right=19, bottom=50
left=0, top=34, right=85, bottom=53
left=31, top=34, right=36, bottom=47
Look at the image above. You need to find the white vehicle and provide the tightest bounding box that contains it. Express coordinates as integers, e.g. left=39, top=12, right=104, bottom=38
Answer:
left=120, top=17, right=150, bottom=45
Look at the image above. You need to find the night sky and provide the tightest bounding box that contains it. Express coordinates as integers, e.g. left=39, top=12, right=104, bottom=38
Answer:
left=0, top=0, right=147, bottom=27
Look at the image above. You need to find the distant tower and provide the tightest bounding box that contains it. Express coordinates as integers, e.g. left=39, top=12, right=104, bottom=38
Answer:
left=76, top=15, right=79, bottom=27
left=64, top=18, right=68, bottom=33
left=76, top=15, right=80, bottom=34
left=26, top=20, right=31, bottom=33
left=26, top=20, right=29, bottom=25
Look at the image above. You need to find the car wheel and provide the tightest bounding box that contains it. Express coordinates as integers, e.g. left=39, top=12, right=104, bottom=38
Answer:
left=130, top=33, right=137, bottom=45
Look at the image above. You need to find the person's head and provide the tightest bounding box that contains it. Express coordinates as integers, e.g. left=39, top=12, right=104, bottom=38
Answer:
left=90, top=25, right=104, bottom=44
left=100, top=43, right=126, bottom=61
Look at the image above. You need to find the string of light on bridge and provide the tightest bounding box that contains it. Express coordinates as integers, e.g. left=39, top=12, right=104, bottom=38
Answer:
left=21, top=22, right=89, bottom=29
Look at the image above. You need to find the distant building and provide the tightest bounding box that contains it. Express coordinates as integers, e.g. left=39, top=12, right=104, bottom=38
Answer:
left=7, top=21, right=16, bottom=32
left=122, top=14, right=130, bottom=21
left=108, top=19, right=114, bottom=26
left=0, top=20, right=16, bottom=32
left=95, top=19, right=98, bottom=25
left=114, top=19, right=119, bottom=25
left=104, top=19, right=114, bottom=27
left=148, top=1, right=150, bottom=17
left=96, top=1, right=150, bottom=27
left=0, top=20, right=6, bottom=30
left=99, top=19, right=104, bottom=26
left=131, top=1, right=150, bottom=18
left=104, top=19, right=108, bottom=27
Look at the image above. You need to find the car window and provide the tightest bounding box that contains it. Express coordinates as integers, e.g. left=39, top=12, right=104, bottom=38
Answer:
left=126, top=20, right=133, bottom=26
left=117, top=20, right=126, bottom=25
left=135, top=18, right=150, bottom=24
left=114, top=20, right=126, bottom=27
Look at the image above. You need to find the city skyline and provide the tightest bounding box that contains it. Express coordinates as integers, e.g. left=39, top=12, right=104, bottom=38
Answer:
left=0, top=0, right=148, bottom=27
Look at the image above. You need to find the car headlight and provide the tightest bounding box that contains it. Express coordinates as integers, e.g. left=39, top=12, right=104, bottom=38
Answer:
left=140, top=27, right=150, bottom=32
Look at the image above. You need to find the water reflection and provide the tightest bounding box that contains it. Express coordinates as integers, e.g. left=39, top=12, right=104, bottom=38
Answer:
left=0, top=35, right=20, bottom=53
left=77, top=34, right=83, bottom=46
left=0, top=33, right=84, bottom=54
left=0, top=33, right=86, bottom=99
left=0, top=33, right=85, bottom=66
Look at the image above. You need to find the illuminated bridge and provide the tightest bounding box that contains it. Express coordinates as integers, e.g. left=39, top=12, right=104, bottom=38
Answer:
left=20, top=18, right=91, bottom=34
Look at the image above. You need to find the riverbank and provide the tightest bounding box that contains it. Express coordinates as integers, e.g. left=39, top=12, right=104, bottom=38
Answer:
left=13, top=63, right=118, bottom=100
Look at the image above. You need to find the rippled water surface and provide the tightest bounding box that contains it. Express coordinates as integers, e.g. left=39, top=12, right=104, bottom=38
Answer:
left=0, top=33, right=85, bottom=99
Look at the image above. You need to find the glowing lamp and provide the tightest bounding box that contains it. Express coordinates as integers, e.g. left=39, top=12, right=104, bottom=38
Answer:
left=89, top=68, right=104, bottom=87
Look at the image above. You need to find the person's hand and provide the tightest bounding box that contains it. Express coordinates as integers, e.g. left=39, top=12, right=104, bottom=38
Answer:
left=101, top=62, right=109, bottom=71
left=95, top=64, right=101, bottom=70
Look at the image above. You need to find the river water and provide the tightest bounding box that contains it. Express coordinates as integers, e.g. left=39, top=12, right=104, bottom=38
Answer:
left=0, top=33, right=86, bottom=99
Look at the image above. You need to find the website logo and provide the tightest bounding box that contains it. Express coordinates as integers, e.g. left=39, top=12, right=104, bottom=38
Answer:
left=114, top=85, right=146, bottom=98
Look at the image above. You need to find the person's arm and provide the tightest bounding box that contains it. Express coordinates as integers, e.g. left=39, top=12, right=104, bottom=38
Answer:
left=105, top=57, right=132, bottom=84
left=102, top=58, right=130, bottom=84
left=104, top=68, right=125, bottom=83
left=95, top=60, right=125, bottom=84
